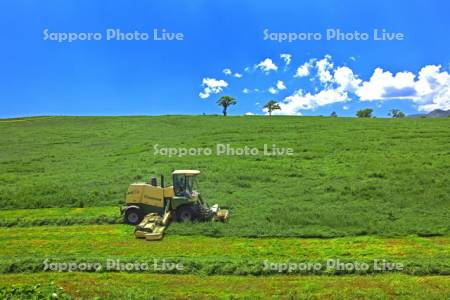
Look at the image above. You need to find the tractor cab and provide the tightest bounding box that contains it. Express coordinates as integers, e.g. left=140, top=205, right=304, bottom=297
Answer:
left=172, top=170, right=200, bottom=198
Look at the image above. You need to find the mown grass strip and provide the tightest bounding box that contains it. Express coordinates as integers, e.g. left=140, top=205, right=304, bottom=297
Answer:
left=0, top=225, right=448, bottom=275
left=0, top=273, right=449, bottom=299
left=1, top=206, right=448, bottom=240
left=0, top=207, right=121, bottom=227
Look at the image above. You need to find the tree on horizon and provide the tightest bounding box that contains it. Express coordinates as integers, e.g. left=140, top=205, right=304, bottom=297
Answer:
left=264, top=100, right=281, bottom=116
left=217, top=96, right=237, bottom=116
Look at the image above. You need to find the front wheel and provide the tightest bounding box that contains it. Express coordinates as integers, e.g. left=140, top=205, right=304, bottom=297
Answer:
left=176, top=205, right=195, bottom=222
left=124, top=207, right=143, bottom=225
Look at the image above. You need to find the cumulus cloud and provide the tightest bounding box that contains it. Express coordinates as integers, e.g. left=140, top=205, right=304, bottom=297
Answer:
left=280, top=53, right=292, bottom=66
left=268, top=87, right=278, bottom=94
left=222, top=68, right=232, bottom=76
left=294, top=59, right=315, bottom=78
left=333, top=66, right=362, bottom=92
left=244, top=112, right=254, bottom=116
left=294, top=56, right=335, bottom=81
left=279, top=57, right=360, bottom=114
left=242, top=88, right=250, bottom=94
left=356, top=65, right=450, bottom=111
left=199, top=78, right=228, bottom=99
left=415, top=65, right=450, bottom=111
left=316, top=55, right=334, bottom=84
left=223, top=68, right=243, bottom=78
left=274, top=88, right=349, bottom=115
left=264, top=54, right=450, bottom=114
left=356, top=68, right=416, bottom=100
left=276, top=80, right=286, bottom=90
left=256, top=58, right=278, bottom=73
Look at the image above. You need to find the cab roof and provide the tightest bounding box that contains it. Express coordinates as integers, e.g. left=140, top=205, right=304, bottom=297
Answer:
left=172, top=170, right=201, bottom=176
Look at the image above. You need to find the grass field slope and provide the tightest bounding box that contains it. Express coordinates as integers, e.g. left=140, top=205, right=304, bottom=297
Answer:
left=1, top=116, right=449, bottom=237
left=0, top=116, right=449, bottom=299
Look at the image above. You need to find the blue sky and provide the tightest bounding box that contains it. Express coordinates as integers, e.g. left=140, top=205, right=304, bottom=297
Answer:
left=0, top=0, right=449, bottom=118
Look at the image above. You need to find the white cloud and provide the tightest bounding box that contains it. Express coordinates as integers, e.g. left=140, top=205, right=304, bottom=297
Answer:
left=276, top=80, right=286, bottom=90
left=295, top=56, right=361, bottom=91
left=350, top=56, right=356, bottom=61
left=223, top=68, right=242, bottom=78
left=355, top=65, right=450, bottom=111
left=199, top=78, right=228, bottom=99
left=275, top=88, right=349, bottom=115
left=295, top=61, right=312, bottom=77
left=244, top=112, right=254, bottom=116
left=414, top=65, right=450, bottom=111
left=268, top=87, right=278, bottom=94
left=242, top=88, right=250, bottom=94
left=280, top=53, right=292, bottom=66
left=333, top=66, right=362, bottom=92
left=343, top=105, right=349, bottom=110
left=256, top=58, right=278, bottom=73
left=222, top=68, right=232, bottom=76
left=294, top=55, right=335, bottom=83
left=356, top=68, right=416, bottom=100
left=315, top=55, right=334, bottom=84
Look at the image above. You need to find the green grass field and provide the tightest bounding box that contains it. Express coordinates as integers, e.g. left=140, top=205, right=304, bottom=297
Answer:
left=0, top=225, right=448, bottom=275
left=1, top=273, right=449, bottom=299
left=1, top=116, right=449, bottom=237
left=0, top=116, right=449, bottom=298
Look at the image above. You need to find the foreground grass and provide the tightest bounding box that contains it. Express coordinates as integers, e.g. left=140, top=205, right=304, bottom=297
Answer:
left=1, top=116, right=449, bottom=237
left=0, top=225, right=448, bottom=275
left=0, top=206, right=120, bottom=227
left=0, top=273, right=449, bottom=299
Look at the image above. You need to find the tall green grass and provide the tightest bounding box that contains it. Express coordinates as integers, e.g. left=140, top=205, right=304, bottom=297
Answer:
left=1, top=116, right=449, bottom=237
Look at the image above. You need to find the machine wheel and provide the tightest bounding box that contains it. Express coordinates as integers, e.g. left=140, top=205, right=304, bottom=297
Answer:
left=176, top=205, right=195, bottom=222
left=124, top=207, right=143, bottom=225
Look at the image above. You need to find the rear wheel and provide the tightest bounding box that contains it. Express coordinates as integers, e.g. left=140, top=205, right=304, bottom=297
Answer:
left=176, top=205, right=195, bottom=222
left=124, top=207, right=143, bottom=225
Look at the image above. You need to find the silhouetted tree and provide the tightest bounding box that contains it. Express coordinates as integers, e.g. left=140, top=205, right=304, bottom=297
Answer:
left=388, top=109, right=405, bottom=118
left=356, top=108, right=373, bottom=118
left=264, top=100, right=281, bottom=116
left=217, top=96, right=237, bottom=116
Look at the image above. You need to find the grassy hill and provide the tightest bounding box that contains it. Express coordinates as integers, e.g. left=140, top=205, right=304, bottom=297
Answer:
left=0, top=116, right=449, bottom=237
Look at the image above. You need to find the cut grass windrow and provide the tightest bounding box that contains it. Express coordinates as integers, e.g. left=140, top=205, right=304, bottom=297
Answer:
left=0, top=207, right=121, bottom=227
left=1, top=206, right=448, bottom=240
left=0, top=273, right=449, bottom=299
left=0, top=225, right=448, bottom=275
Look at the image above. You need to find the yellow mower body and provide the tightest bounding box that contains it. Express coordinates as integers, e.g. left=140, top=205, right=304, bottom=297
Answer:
left=122, top=170, right=229, bottom=241
left=126, top=184, right=174, bottom=208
